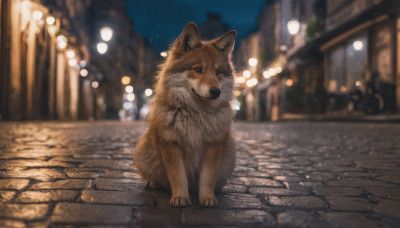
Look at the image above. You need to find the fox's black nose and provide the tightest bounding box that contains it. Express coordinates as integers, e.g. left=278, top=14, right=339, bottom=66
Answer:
left=209, top=87, right=221, bottom=99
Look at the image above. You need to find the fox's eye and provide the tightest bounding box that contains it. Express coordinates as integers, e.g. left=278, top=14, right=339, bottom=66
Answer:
left=216, top=69, right=221, bottom=75
left=194, top=67, right=202, bottom=73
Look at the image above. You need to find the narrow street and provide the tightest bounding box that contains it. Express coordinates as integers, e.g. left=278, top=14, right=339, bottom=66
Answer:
left=0, top=121, right=399, bottom=227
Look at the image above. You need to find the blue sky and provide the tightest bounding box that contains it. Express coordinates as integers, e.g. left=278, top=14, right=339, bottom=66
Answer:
left=124, top=0, right=267, bottom=51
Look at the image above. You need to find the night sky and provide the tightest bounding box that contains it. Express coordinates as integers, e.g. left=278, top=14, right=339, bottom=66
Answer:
left=124, top=0, right=267, bottom=52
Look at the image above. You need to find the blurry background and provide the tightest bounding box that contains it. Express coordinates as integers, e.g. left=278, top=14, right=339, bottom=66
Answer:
left=0, top=0, right=399, bottom=121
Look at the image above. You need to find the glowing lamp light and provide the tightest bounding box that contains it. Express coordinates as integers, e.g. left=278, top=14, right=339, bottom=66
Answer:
left=160, top=52, right=168, bottom=57
left=268, top=68, right=276, bottom=76
left=286, top=79, right=294, bottom=87
left=287, top=19, right=300, bottom=35
left=235, top=76, right=246, bottom=84
left=145, top=88, right=153, bottom=96
left=234, top=90, right=241, bottom=97
left=353, top=40, right=363, bottom=51
left=246, top=78, right=258, bottom=87
left=47, top=26, right=57, bottom=36
left=80, top=60, right=86, bottom=68
left=92, top=81, right=99, bottom=89
left=56, top=35, right=67, bottom=50
left=243, top=70, right=251, bottom=79
left=248, top=58, right=258, bottom=67
left=276, top=67, right=283, bottom=74
left=68, top=59, right=77, bottom=67
left=355, top=81, right=361, bottom=87
left=341, top=86, right=347, bottom=93
left=123, top=101, right=133, bottom=110
left=97, top=42, right=108, bottom=54
left=46, top=16, right=55, bottom=25
left=100, top=27, right=113, bottom=42
left=263, top=70, right=271, bottom=79
left=125, top=85, right=134, bottom=94
left=80, top=69, right=88, bottom=77
left=121, top=76, right=131, bottom=85
left=32, top=10, right=43, bottom=21
left=127, top=93, right=135, bottom=101
left=66, top=50, right=75, bottom=59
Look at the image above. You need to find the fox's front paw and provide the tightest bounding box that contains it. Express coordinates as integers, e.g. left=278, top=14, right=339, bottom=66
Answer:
left=169, top=196, right=191, bottom=207
left=200, top=195, right=217, bottom=207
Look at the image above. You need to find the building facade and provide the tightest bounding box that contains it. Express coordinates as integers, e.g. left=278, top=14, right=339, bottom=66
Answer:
left=0, top=0, right=158, bottom=121
left=235, top=0, right=400, bottom=121
left=320, top=0, right=400, bottom=115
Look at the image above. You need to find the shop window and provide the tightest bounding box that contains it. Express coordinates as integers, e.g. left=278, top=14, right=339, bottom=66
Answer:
left=345, top=36, right=367, bottom=90
left=328, top=34, right=367, bottom=94
left=328, top=47, right=344, bottom=93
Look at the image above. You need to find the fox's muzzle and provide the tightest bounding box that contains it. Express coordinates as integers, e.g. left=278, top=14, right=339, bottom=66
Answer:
left=209, top=87, right=221, bottom=99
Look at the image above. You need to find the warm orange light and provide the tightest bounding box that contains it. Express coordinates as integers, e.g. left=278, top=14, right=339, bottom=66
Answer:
left=92, top=81, right=99, bottom=88
left=243, top=70, right=251, bottom=78
left=286, top=79, right=294, bottom=87
left=341, top=86, right=347, bottom=93
left=235, top=76, right=246, bottom=84
left=121, top=76, right=131, bottom=85
left=246, top=78, right=258, bottom=87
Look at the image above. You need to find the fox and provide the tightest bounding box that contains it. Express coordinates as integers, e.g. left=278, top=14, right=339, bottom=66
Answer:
left=134, top=22, right=237, bottom=207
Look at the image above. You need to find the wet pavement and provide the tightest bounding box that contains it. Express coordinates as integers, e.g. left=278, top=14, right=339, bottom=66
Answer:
left=0, top=121, right=399, bottom=227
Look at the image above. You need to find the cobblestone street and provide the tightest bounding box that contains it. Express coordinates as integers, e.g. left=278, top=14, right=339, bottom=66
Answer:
left=0, top=121, right=399, bottom=227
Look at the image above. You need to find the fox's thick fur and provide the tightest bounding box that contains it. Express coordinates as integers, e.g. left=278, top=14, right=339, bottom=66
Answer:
left=134, top=22, right=237, bottom=207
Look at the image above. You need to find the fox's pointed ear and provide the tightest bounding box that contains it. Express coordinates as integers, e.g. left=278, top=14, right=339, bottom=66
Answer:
left=214, top=30, right=237, bottom=53
left=176, top=22, right=201, bottom=52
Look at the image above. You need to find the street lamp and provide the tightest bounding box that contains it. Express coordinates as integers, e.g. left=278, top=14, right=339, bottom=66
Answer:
left=286, top=79, right=294, bottom=87
left=100, top=27, right=113, bottom=42
left=121, top=76, right=131, bottom=85
left=246, top=78, right=258, bottom=87
left=125, top=85, right=134, bottom=94
left=66, top=49, right=75, bottom=59
left=353, top=40, right=363, bottom=51
left=46, top=16, right=55, bottom=25
left=248, top=58, right=258, bottom=67
left=287, top=19, right=300, bottom=35
left=32, top=10, right=43, bottom=21
left=68, top=59, right=77, bottom=67
left=92, top=81, right=99, bottom=89
left=263, top=70, right=271, bottom=79
left=160, top=52, right=168, bottom=57
left=243, top=70, right=251, bottom=79
left=145, top=88, right=153, bottom=96
left=235, top=76, right=246, bottom=84
left=97, top=42, right=108, bottom=54
left=127, top=93, right=135, bottom=101
left=80, top=69, right=88, bottom=77
left=56, top=35, right=67, bottom=50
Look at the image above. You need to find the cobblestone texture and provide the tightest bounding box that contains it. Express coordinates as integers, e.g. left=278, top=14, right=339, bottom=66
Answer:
left=0, top=121, right=399, bottom=227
